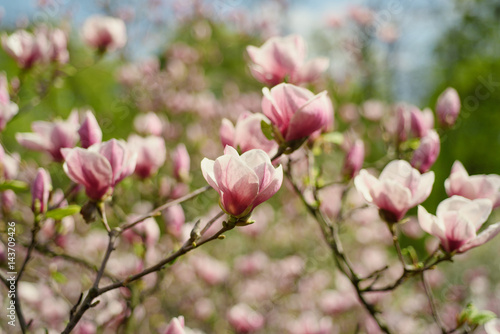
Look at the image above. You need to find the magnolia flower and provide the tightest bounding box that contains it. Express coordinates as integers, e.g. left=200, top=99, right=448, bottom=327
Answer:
left=445, top=161, right=500, bottom=208
left=411, top=130, right=440, bottom=173
left=261, top=83, right=333, bottom=143
left=0, top=73, right=18, bottom=131
left=246, top=34, right=329, bottom=86
left=227, top=304, right=265, bottom=333
left=81, top=15, right=127, bottom=52
left=16, top=111, right=79, bottom=161
left=133, top=112, right=163, bottom=136
left=485, top=319, right=500, bottom=334
left=418, top=196, right=500, bottom=253
left=201, top=146, right=283, bottom=219
left=78, top=110, right=102, bottom=148
left=62, top=139, right=137, bottom=201
left=128, top=134, right=166, bottom=179
left=163, top=204, right=185, bottom=239
left=172, top=144, right=190, bottom=182
left=343, top=139, right=365, bottom=178
left=436, top=87, right=460, bottom=127
left=2, top=30, right=46, bottom=68
left=355, top=160, right=435, bottom=222
left=35, top=25, right=69, bottom=64
left=164, top=316, right=185, bottom=334
left=396, top=104, right=434, bottom=141
left=31, top=168, right=52, bottom=214
left=220, top=111, right=278, bottom=156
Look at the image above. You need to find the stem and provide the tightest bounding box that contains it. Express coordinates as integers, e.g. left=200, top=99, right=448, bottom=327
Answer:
left=389, top=223, right=407, bottom=269
left=98, top=202, right=111, bottom=233
left=421, top=271, right=447, bottom=334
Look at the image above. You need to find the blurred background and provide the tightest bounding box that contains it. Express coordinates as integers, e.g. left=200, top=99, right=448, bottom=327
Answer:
left=1, top=0, right=500, bottom=333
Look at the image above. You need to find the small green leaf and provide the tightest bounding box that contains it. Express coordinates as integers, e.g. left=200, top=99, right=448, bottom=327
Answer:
left=51, top=271, right=67, bottom=283
left=0, top=180, right=29, bottom=192
left=469, top=310, right=496, bottom=325
left=46, top=205, right=81, bottom=220
left=260, top=120, right=274, bottom=140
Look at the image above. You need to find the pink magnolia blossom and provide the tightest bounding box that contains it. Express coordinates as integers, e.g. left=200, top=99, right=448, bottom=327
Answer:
left=201, top=146, right=283, bottom=218
left=343, top=139, right=365, bottom=178
left=122, top=216, right=160, bottom=247
left=2, top=30, right=47, bottom=68
left=227, top=303, right=265, bottom=333
left=396, top=104, right=434, bottom=141
left=16, top=111, right=79, bottom=161
left=133, top=112, right=163, bottom=136
left=355, top=160, right=435, bottom=222
left=418, top=196, right=500, bottom=253
left=0, top=73, right=18, bottom=131
left=31, top=168, right=51, bottom=214
left=192, top=255, right=230, bottom=285
left=128, top=134, right=166, bottom=179
left=172, top=144, right=190, bottom=182
left=445, top=161, right=500, bottom=208
left=164, top=316, right=185, bottom=334
left=436, top=87, right=460, bottom=127
left=246, top=34, right=329, bottom=86
left=411, top=130, right=440, bottom=173
left=78, top=110, right=102, bottom=148
left=36, top=25, right=69, bottom=64
left=81, top=15, right=127, bottom=52
left=485, top=319, right=500, bottom=334
left=163, top=204, right=185, bottom=239
left=61, top=139, right=137, bottom=201
left=220, top=111, right=278, bottom=156
left=261, top=83, right=333, bottom=143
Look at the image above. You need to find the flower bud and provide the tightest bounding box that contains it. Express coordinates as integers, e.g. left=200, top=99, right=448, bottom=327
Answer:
left=133, top=112, right=163, bottom=136
left=227, top=304, right=265, bottom=333
left=343, top=139, right=365, bottom=179
left=31, top=168, right=52, bottom=214
left=436, top=87, right=460, bottom=127
left=164, top=316, right=185, bottom=334
left=163, top=204, right=185, bottom=239
left=411, top=130, right=440, bottom=173
left=2, top=30, right=44, bottom=68
left=172, top=144, right=190, bottom=182
left=78, top=111, right=102, bottom=148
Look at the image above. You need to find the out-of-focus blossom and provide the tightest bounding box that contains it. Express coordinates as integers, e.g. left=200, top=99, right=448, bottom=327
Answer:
left=485, top=319, right=500, bottom=334
left=2, top=30, right=46, bottom=68
left=192, top=255, right=229, bottom=285
left=81, top=15, right=127, bottom=52
left=349, top=5, right=374, bottom=26
left=355, top=160, right=435, bottom=222
left=128, top=134, right=166, bottom=179
left=122, top=216, right=160, bottom=247
left=261, top=83, right=333, bottom=143
left=288, top=312, right=335, bottom=334
left=445, top=161, right=500, bottom=208
left=16, top=111, right=79, bottom=161
left=220, top=111, right=278, bottom=156
left=201, top=146, right=283, bottom=219
left=343, top=139, right=365, bottom=178
left=31, top=168, right=51, bottom=214
left=62, top=139, right=137, bottom=201
left=172, top=144, right=190, bottom=182
left=78, top=110, right=102, bottom=148
left=74, top=321, right=97, bottom=334
left=36, top=25, right=69, bottom=64
left=436, top=87, right=460, bottom=127
left=164, top=316, right=185, bottom=334
left=418, top=196, right=500, bottom=253
left=0, top=73, right=18, bottom=131
left=246, top=34, right=329, bottom=85
left=411, top=130, right=440, bottom=173
left=377, top=23, right=399, bottom=43
left=362, top=100, right=385, bottom=121
left=339, top=103, right=359, bottom=123
left=133, top=112, right=163, bottom=136
left=396, top=104, right=434, bottom=141
left=163, top=204, right=185, bottom=239
left=227, top=303, right=265, bottom=333
left=0, top=145, right=19, bottom=180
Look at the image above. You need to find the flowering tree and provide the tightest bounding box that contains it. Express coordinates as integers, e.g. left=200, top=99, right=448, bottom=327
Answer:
left=1, top=1, right=500, bottom=333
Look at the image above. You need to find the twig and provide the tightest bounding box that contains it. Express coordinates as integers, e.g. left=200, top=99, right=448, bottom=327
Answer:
left=421, top=271, right=447, bottom=334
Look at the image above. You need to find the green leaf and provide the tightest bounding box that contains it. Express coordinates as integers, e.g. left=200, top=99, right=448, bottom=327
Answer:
left=51, top=271, right=67, bottom=283
left=45, top=205, right=81, bottom=220
left=260, top=120, right=274, bottom=140
left=0, top=180, right=29, bottom=193
left=469, top=310, right=496, bottom=325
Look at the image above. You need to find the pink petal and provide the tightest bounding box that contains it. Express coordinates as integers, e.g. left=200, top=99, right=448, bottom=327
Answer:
left=201, top=158, right=219, bottom=192
left=373, top=180, right=412, bottom=221
left=354, top=170, right=379, bottom=203
left=458, top=222, right=500, bottom=253
left=411, top=171, right=435, bottom=206
left=417, top=205, right=445, bottom=240
left=220, top=118, right=235, bottom=148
